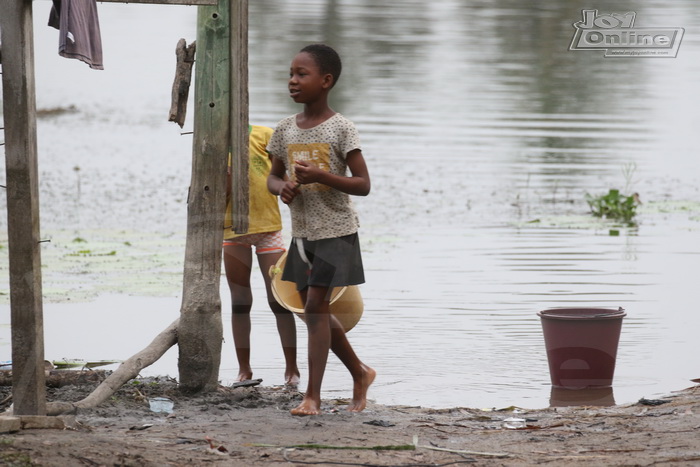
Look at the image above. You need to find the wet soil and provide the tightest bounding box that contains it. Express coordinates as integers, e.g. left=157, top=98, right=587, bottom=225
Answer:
left=1, top=375, right=699, bottom=466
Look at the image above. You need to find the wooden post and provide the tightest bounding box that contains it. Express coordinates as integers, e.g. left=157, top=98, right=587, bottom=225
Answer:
left=0, top=0, right=47, bottom=415
left=229, top=0, right=249, bottom=233
left=176, top=0, right=230, bottom=392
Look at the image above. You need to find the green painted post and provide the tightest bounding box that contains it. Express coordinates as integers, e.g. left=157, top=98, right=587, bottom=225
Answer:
left=176, top=0, right=230, bottom=392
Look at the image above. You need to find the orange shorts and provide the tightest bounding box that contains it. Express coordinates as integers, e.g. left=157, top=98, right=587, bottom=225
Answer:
left=222, top=231, right=285, bottom=255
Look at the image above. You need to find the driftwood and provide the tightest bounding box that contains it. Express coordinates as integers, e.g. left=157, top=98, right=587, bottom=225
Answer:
left=43, top=319, right=179, bottom=416
left=168, top=39, right=196, bottom=128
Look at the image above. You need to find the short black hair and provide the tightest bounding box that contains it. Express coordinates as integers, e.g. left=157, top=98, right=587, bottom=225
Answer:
left=299, top=44, right=342, bottom=88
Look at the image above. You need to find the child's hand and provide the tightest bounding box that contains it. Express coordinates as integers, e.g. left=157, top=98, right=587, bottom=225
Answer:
left=293, top=160, right=322, bottom=185
left=278, top=180, right=301, bottom=205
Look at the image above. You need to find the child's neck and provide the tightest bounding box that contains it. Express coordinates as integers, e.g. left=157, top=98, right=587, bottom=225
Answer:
left=297, top=100, right=335, bottom=129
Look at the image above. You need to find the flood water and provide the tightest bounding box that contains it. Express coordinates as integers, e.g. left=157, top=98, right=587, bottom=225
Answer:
left=1, top=0, right=700, bottom=409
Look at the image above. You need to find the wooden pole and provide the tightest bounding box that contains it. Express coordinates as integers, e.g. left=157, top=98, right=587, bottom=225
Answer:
left=176, top=0, right=230, bottom=392
left=229, top=0, right=249, bottom=233
left=0, top=0, right=47, bottom=415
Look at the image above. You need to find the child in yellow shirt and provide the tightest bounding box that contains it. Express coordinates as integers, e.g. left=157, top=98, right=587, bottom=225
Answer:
left=223, top=125, right=299, bottom=386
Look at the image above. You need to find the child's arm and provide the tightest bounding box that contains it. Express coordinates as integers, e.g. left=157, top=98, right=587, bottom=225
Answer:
left=268, top=156, right=300, bottom=205
left=294, top=149, right=371, bottom=196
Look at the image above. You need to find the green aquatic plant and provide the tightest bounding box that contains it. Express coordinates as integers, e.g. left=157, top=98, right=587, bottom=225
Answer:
left=585, top=188, right=640, bottom=224
left=66, top=249, right=117, bottom=257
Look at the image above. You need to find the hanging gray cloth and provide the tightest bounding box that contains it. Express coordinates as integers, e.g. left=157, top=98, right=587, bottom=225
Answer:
left=48, top=0, right=104, bottom=70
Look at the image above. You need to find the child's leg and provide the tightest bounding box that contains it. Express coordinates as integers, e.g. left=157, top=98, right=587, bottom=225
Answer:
left=328, top=314, right=376, bottom=412
left=257, top=251, right=300, bottom=386
left=291, top=287, right=376, bottom=415
left=291, top=286, right=331, bottom=416
left=223, top=243, right=254, bottom=381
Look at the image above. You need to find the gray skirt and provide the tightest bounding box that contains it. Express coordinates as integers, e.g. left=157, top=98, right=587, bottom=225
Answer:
left=282, top=233, right=365, bottom=291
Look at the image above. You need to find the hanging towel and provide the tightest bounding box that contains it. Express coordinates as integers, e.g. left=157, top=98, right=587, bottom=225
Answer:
left=48, top=0, right=104, bottom=70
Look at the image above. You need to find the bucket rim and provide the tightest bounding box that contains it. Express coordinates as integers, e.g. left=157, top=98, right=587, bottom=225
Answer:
left=272, top=284, right=348, bottom=315
left=537, top=307, right=626, bottom=320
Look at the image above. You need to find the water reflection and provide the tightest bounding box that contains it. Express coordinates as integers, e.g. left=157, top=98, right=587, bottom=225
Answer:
left=550, top=386, right=616, bottom=407
left=0, top=0, right=699, bottom=409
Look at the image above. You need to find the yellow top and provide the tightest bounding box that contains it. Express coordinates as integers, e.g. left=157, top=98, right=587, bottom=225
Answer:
left=224, top=125, right=282, bottom=239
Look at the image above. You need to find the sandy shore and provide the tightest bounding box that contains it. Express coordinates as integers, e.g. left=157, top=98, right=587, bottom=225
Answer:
left=1, top=376, right=699, bottom=466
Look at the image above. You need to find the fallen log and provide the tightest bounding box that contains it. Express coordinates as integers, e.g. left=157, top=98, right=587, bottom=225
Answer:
left=44, top=319, right=179, bottom=416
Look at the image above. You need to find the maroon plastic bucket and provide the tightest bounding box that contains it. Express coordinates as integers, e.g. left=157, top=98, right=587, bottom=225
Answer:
left=538, top=307, right=626, bottom=389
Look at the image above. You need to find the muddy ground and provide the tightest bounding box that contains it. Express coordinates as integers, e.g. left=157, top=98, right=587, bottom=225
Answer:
left=0, top=375, right=699, bottom=466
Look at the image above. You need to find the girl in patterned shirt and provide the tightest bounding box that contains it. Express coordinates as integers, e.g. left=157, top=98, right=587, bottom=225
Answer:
left=267, top=44, right=375, bottom=416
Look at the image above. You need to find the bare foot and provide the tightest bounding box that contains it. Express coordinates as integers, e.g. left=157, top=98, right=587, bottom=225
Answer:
left=236, top=371, right=253, bottom=382
left=290, top=397, right=321, bottom=416
left=347, top=364, right=376, bottom=412
left=285, top=371, right=301, bottom=388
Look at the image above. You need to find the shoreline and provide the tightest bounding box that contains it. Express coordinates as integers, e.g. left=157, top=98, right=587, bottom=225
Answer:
left=1, top=377, right=699, bottom=465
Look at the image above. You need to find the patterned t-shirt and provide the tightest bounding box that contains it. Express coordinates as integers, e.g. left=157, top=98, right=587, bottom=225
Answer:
left=267, top=113, right=362, bottom=241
